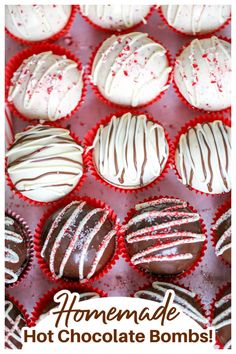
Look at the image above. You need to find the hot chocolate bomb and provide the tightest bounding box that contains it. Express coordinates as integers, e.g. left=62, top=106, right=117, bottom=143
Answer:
left=40, top=199, right=117, bottom=281
left=123, top=197, right=206, bottom=276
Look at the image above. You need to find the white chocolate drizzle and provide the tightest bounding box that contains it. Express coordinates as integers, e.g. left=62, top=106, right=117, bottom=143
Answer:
left=5, top=300, right=25, bottom=349
left=212, top=291, right=231, bottom=349
left=123, top=197, right=205, bottom=265
left=41, top=201, right=116, bottom=280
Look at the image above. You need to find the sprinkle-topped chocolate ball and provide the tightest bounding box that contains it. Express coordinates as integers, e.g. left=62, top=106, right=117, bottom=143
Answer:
left=175, top=120, right=231, bottom=194
left=5, top=5, right=72, bottom=42
left=174, top=36, right=231, bottom=111
left=8, top=51, right=84, bottom=121
left=135, top=281, right=208, bottom=327
left=212, top=286, right=231, bottom=349
left=160, top=5, right=231, bottom=36
left=122, top=197, right=206, bottom=276
left=5, top=297, right=26, bottom=349
left=91, top=32, right=172, bottom=107
left=5, top=212, right=30, bottom=285
left=91, top=112, right=169, bottom=189
left=40, top=199, right=117, bottom=281
left=212, top=202, right=231, bottom=264
left=80, top=5, right=152, bottom=31
left=7, top=125, right=84, bottom=203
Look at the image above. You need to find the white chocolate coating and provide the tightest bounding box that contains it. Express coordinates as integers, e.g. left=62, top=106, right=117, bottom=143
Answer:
left=80, top=5, right=152, bottom=31
left=7, top=125, right=84, bottom=203
left=175, top=120, right=231, bottom=194
left=5, top=106, right=14, bottom=151
left=5, top=5, right=72, bottom=41
left=161, top=5, right=231, bottom=35
left=174, top=36, right=231, bottom=111
left=91, top=112, right=169, bottom=189
left=8, top=51, right=84, bottom=121
left=91, top=32, right=172, bottom=107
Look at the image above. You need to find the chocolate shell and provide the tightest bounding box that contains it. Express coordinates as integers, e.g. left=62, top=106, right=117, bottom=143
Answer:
left=122, top=197, right=206, bottom=276
left=5, top=297, right=26, bottom=349
left=5, top=212, right=30, bottom=285
left=40, top=199, right=117, bottom=281
left=212, top=285, right=231, bottom=349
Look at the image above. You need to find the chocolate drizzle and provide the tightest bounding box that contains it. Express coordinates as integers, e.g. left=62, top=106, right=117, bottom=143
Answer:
left=7, top=124, right=84, bottom=203
left=92, top=112, right=169, bottom=189
left=176, top=120, right=231, bottom=194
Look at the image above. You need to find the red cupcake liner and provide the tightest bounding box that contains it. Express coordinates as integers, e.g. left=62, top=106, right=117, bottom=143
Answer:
left=30, top=283, right=107, bottom=326
left=119, top=195, right=207, bottom=281
left=173, top=36, right=231, bottom=114
left=173, top=113, right=231, bottom=196
left=209, top=282, right=231, bottom=349
left=87, top=34, right=173, bottom=110
left=5, top=5, right=77, bottom=46
left=5, top=121, right=88, bottom=206
left=5, top=43, right=87, bottom=123
left=5, top=105, right=14, bottom=151
left=77, top=5, right=155, bottom=34
left=211, top=199, right=231, bottom=267
left=130, top=279, right=209, bottom=329
left=83, top=110, right=174, bottom=193
left=158, top=6, right=231, bottom=38
left=34, top=196, right=121, bottom=286
left=5, top=209, right=34, bottom=289
left=5, top=293, right=31, bottom=329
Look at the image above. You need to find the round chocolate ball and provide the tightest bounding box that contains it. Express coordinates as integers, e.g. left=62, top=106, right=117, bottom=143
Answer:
left=123, top=196, right=206, bottom=276
left=135, top=281, right=208, bottom=327
left=40, top=199, right=117, bottom=281
left=175, top=120, right=231, bottom=194
left=212, top=202, right=231, bottom=265
left=5, top=297, right=26, bottom=349
left=212, top=286, right=231, bottom=349
left=5, top=212, right=30, bottom=285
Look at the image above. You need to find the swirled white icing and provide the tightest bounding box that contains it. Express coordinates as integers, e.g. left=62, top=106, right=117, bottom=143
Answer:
left=5, top=105, right=14, bottom=151
left=80, top=5, right=152, bottom=31
left=175, top=120, right=231, bottom=194
left=6, top=125, right=84, bottom=203
left=161, top=5, right=231, bottom=35
left=8, top=51, right=84, bottom=121
left=91, top=32, right=172, bottom=107
left=91, top=112, right=169, bottom=188
left=174, top=36, right=231, bottom=111
left=5, top=5, right=72, bottom=41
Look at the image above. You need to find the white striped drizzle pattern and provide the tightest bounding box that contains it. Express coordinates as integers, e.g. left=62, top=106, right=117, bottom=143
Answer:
left=41, top=201, right=116, bottom=280
left=122, top=198, right=205, bottom=266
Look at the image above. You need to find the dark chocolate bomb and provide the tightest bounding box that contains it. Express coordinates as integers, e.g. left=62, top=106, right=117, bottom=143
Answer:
left=5, top=213, right=29, bottom=285
left=40, top=200, right=117, bottom=281
left=123, top=197, right=206, bottom=276
left=5, top=297, right=26, bottom=349
left=212, top=286, right=231, bottom=349
left=212, top=203, right=231, bottom=265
